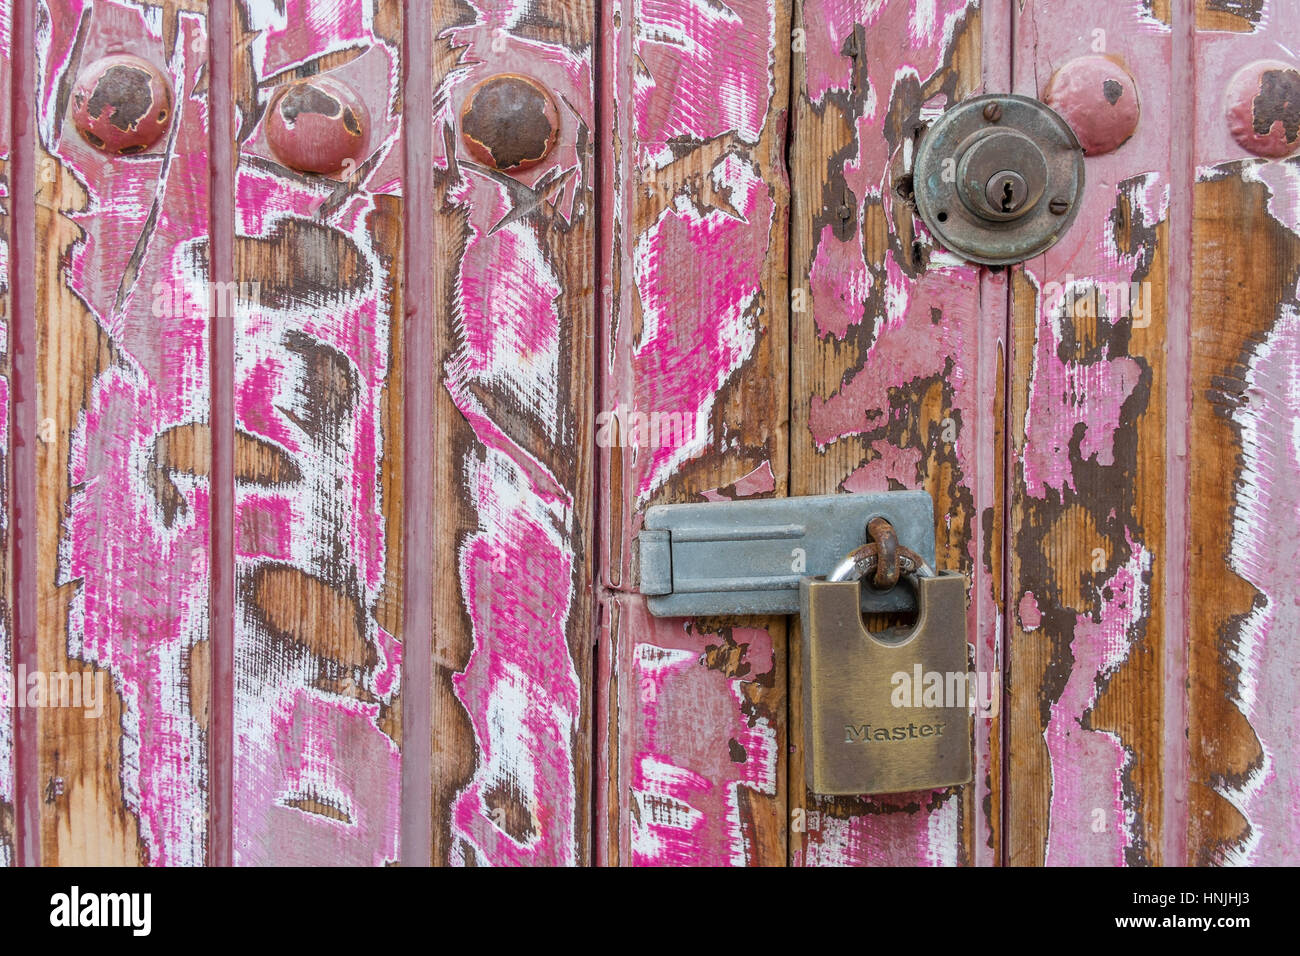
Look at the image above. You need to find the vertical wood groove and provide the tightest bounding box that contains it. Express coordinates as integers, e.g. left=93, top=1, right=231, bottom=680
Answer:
left=209, top=0, right=234, bottom=869
left=10, top=0, right=36, bottom=869
left=400, top=0, right=432, bottom=868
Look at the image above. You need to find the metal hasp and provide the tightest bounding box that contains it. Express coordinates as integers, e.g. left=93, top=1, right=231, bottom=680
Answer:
left=801, top=572, right=973, bottom=795
left=914, top=93, right=1085, bottom=265
left=640, top=492, right=934, bottom=617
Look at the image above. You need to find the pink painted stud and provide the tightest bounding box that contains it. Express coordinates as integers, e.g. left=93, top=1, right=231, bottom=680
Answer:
left=1042, top=55, right=1139, bottom=156
left=266, top=76, right=369, bottom=175
left=1226, top=60, right=1300, bottom=159
left=459, top=74, right=560, bottom=173
left=71, top=54, right=172, bottom=154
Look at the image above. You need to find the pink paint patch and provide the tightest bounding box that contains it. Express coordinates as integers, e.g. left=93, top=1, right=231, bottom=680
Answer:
left=699, top=459, right=776, bottom=501
left=235, top=690, right=399, bottom=866
left=1019, top=591, right=1043, bottom=631
left=809, top=222, right=870, bottom=340
left=1044, top=540, right=1150, bottom=866
left=631, top=153, right=773, bottom=499
left=625, top=612, right=778, bottom=866
left=634, top=0, right=775, bottom=158
left=235, top=494, right=294, bottom=561
left=1022, top=304, right=1143, bottom=498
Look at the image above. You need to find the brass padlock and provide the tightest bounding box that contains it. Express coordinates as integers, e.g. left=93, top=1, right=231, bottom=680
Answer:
left=801, top=562, right=973, bottom=795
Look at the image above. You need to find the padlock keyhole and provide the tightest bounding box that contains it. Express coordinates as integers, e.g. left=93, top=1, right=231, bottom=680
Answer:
left=1000, top=179, right=1015, bottom=212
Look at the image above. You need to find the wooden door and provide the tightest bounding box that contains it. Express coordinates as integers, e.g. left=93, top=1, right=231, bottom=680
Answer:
left=0, top=0, right=1296, bottom=867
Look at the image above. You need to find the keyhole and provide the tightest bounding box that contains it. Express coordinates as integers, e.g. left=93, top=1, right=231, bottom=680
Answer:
left=984, top=170, right=1029, bottom=217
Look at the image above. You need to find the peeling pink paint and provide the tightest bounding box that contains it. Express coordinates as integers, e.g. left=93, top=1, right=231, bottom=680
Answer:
left=700, top=459, right=776, bottom=500
left=1190, top=1, right=1300, bottom=869
left=621, top=606, right=778, bottom=867
left=1014, top=0, right=1174, bottom=865
left=634, top=0, right=775, bottom=157
left=809, top=222, right=871, bottom=341
left=631, top=152, right=773, bottom=500
left=1018, top=591, right=1042, bottom=631
left=600, top=0, right=790, bottom=868
left=235, top=689, right=399, bottom=866
left=1022, top=294, right=1143, bottom=498
left=798, top=0, right=995, bottom=867
left=1214, top=302, right=1300, bottom=864
left=1043, top=541, right=1150, bottom=866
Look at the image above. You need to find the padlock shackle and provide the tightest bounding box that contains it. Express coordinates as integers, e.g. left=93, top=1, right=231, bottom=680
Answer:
left=828, top=544, right=934, bottom=584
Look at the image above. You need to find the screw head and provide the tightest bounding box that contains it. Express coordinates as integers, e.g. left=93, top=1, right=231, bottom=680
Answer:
left=266, top=77, right=369, bottom=176
left=982, top=101, right=1003, bottom=123
left=71, top=54, right=172, bottom=155
left=460, top=74, right=560, bottom=172
left=1049, top=197, right=1071, bottom=215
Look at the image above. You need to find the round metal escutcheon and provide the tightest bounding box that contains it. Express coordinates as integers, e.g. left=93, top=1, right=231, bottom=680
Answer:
left=72, top=54, right=173, bottom=155
left=913, top=94, right=1085, bottom=266
left=266, top=77, right=369, bottom=176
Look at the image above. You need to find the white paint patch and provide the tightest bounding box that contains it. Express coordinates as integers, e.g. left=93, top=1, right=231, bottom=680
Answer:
left=1242, top=160, right=1300, bottom=237
left=1216, top=303, right=1300, bottom=865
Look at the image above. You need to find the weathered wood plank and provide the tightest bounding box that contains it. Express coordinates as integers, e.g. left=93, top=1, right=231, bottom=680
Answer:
left=1187, top=3, right=1300, bottom=865
left=428, top=0, right=595, bottom=866
left=230, top=0, right=403, bottom=866
left=33, top=0, right=211, bottom=865
left=0, top=0, right=12, bottom=869
left=789, top=0, right=998, bottom=866
left=1006, top=0, right=1175, bottom=866
left=598, top=0, right=790, bottom=866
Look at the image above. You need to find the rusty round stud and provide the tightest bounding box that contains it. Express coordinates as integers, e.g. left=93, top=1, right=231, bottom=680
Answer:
left=71, top=54, right=172, bottom=155
left=1049, top=197, right=1071, bottom=215
left=982, top=101, right=1002, bottom=123
left=1225, top=60, right=1300, bottom=159
left=266, top=76, right=369, bottom=176
left=1042, top=54, right=1140, bottom=156
left=459, top=74, right=559, bottom=173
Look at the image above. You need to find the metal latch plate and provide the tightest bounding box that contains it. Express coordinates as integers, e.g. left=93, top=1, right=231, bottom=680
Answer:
left=640, top=492, right=935, bottom=617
